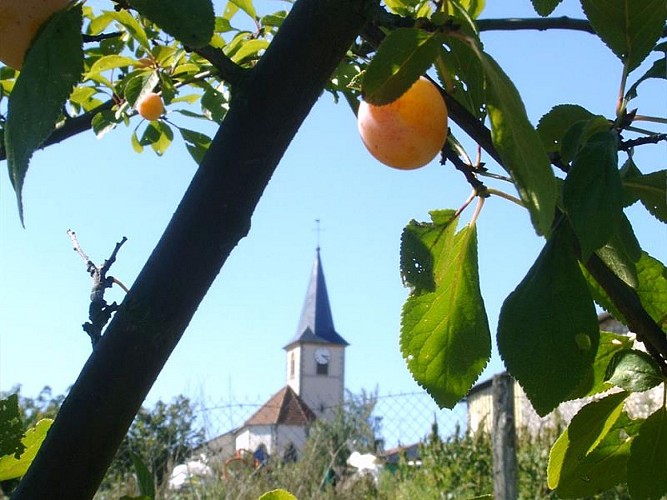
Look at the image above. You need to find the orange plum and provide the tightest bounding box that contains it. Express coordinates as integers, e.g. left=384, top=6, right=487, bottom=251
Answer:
left=358, top=76, right=448, bottom=170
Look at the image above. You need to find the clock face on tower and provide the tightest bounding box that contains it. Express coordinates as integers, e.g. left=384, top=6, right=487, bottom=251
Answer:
left=314, top=347, right=331, bottom=364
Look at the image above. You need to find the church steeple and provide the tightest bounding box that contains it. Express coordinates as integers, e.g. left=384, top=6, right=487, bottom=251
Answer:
left=285, top=248, right=349, bottom=348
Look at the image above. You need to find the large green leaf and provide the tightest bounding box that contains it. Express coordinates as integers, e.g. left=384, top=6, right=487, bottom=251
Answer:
left=536, top=104, right=594, bottom=155
left=4, top=5, right=83, bottom=223
left=400, top=211, right=491, bottom=409
left=547, top=392, right=631, bottom=497
left=628, top=408, right=667, bottom=499
left=531, top=0, right=564, bottom=16
left=605, top=349, right=664, bottom=392
left=497, top=223, right=600, bottom=416
left=0, top=419, right=53, bottom=481
left=636, top=252, right=667, bottom=329
left=127, top=0, right=214, bottom=48
left=563, top=130, right=622, bottom=260
left=0, top=395, right=24, bottom=460
left=580, top=0, right=667, bottom=72
left=479, top=52, right=557, bottom=236
left=362, top=28, right=441, bottom=105
left=623, top=170, right=667, bottom=223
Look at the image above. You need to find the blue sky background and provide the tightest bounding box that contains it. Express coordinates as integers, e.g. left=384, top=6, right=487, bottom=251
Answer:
left=1, top=0, right=665, bottom=441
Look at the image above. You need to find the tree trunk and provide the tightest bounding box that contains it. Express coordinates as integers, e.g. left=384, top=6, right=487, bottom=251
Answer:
left=12, top=1, right=371, bottom=497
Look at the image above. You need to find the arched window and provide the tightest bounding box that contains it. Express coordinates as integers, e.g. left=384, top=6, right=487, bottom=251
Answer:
left=290, top=353, right=295, bottom=378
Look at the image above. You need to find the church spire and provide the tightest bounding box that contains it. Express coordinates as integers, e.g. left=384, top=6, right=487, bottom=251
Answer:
left=285, top=248, right=349, bottom=348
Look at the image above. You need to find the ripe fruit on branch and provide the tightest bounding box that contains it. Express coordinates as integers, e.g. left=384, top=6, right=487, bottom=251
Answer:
left=0, top=0, right=70, bottom=70
left=357, top=76, right=448, bottom=170
left=136, top=92, right=165, bottom=121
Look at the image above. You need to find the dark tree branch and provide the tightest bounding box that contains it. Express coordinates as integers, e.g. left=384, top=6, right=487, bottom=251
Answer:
left=82, top=32, right=122, bottom=43
left=0, top=100, right=115, bottom=162
left=585, top=253, right=667, bottom=375
left=192, top=46, right=250, bottom=87
left=477, top=17, right=595, bottom=34
left=479, top=18, right=667, bottom=38
left=12, top=0, right=371, bottom=498
left=620, top=133, right=667, bottom=151
left=67, top=230, right=128, bottom=348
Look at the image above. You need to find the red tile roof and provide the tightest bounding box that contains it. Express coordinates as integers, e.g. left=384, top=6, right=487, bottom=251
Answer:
left=244, top=386, right=317, bottom=426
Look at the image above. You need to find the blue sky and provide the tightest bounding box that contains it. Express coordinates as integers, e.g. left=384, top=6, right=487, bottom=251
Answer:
left=1, top=0, right=665, bottom=440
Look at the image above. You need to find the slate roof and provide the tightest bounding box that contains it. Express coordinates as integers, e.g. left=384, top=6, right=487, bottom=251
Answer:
left=284, top=248, right=349, bottom=348
left=244, top=386, right=317, bottom=426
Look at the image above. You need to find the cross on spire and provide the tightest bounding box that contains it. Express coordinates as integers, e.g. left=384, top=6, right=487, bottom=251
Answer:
left=314, top=218, right=323, bottom=250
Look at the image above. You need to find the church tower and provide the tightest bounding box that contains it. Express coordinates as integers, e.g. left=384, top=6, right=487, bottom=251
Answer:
left=284, top=248, right=348, bottom=421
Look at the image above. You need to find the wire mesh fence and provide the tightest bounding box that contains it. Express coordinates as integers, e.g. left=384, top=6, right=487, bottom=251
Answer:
left=195, top=390, right=467, bottom=465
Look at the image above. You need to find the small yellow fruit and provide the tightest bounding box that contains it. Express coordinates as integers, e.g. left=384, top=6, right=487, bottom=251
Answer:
left=136, top=92, right=164, bottom=121
left=0, top=0, right=70, bottom=70
left=357, top=76, right=449, bottom=170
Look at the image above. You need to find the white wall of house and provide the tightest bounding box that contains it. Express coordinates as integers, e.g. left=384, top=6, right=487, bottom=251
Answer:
left=235, top=424, right=310, bottom=459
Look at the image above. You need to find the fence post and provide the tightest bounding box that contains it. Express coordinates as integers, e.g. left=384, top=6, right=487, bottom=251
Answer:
left=492, top=373, right=518, bottom=499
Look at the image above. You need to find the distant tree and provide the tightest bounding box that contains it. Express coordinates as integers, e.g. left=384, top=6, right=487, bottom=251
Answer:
left=103, top=395, right=205, bottom=490
left=1, top=388, right=203, bottom=494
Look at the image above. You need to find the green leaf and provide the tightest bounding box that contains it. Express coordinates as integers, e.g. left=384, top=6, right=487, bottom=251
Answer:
left=547, top=393, right=631, bottom=497
left=531, top=0, right=564, bottom=16
left=563, top=130, right=622, bottom=260
left=594, top=213, right=641, bottom=288
left=497, top=223, right=600, bottom=416
left=605, top=349, right=664, bottom=392
left=0, top=395, right=25, bottom=459
left=626, top=55, right=666, bottom=100
left=229, top=0, right=257, bottom=20
left=479, top=51, right=557, bottom=236
left=179, top=128, right=211, bottom=164
left=362, top=28, right=441, bottom=105
left=258, top=489, right=297, bottom=500
left=106, top=10, right=151, bottom=50
left=400, top=211, right=491, bottom=409
left=92, top=109, right=121, bottom=139
left=384, top=0, right=421, bottom=16
left=140, top=122, right=173, bottom=156
left=628, top=408, right=667, bottom=500
left=85, top=55, right=136, bottom=78
left=0, top=419, right=53, bottom=481
left=636, top=252, right=667, bottom=328
left=559, top=115, right=610, bottom=166
left=580, top=0, right=667, bottom=73
left=536, top=104, right=594, bottom=155
left=130, top=452, right=156, bottom=499
left=437, top=37, right=486, bottom=119
left=569, top=331, right=634, bottom=399
left=127, top=0, right=214, bottom=49
left=230, top=39, right=270, bottom=64
left=4, top=5, right=83, bottom=223
left=623, top=170, right=667, bottom=223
